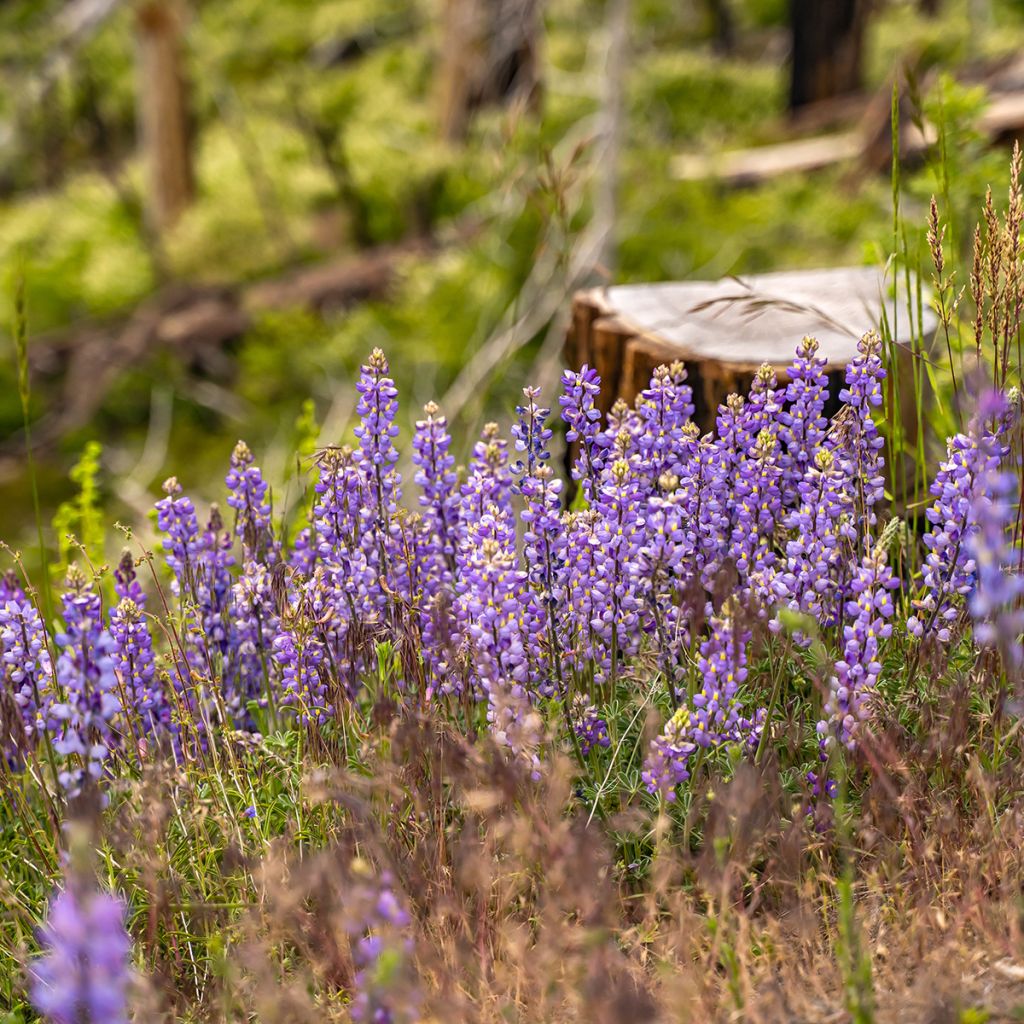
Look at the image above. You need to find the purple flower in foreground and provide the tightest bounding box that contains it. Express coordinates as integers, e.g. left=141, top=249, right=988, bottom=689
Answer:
left=29, top=884, right=133, bottom=1024
left=967, top=464, right=1024, bottom=681
left=642, top=705, right=695, bottom=799
left=344, top=869, right=419, bottom=1024
left=643, top=610, right=761, bottom=798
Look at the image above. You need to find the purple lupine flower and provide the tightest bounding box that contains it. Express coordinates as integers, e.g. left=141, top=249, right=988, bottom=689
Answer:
left=310, top=445, right=380, bottom=697
left=635, top=361, right=694, bottom=483
left=273, top=604, right=329, bottom=725
left=689, top=609, right=755, bottom=749
left=225, top=440, right=274, bottom=561
left=343, top=870, right=419, bottom=1024
left=740, top=363, right=785, bottom=452
left=511, top=386, right=553, bottom=480
left=28, top=883, right=132, bottom=1024
left=637, top=481, right=698, bottom=692
left=560, top=509, right=602, bottom=673
left=572, top=696, right=610, bottom=756
left=411, top=401, right=458, bottom=582
left=460, top=422, right=514, bottom=528
left=641, top=705, right=695, bottom=799
left=514, top=388, right=566, bottom=693
left=229, top=559, right=278, bottom=716
left=50, top=568, right=120, bottom=792
left=456, top=506, right=527, bottom=694
left=701, top=394, right=748, bottom=583
left=559, top=364, right=606, bottom=499
left=730, top=426, right=783, bottom=596
left=966, top=463, right=1024, bottom=681
left=779, top=336, right=829, bottom=502
left=833, top=331, right=887, bottom=547
left=109, top=597, right=173, bottom=741
left=589, top=458, right=645, bottom=682
left=154, top=477, right=200, bottom=594
left=354, top=349, right=402, bottom=553
left=819, top=531, right=898, bottom=751
left=113, top=551, right=145, bottom=607
left=908, top=431, right=999, bottom=642
left=0, top=596, right=54, bottom=759
left=643, top=610, right=761, bottom=798
left=777, top=446, right=848, bottom=630
left=597, top=398, right=642, bottom=473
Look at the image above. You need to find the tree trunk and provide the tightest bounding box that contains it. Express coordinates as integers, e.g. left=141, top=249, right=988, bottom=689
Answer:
left=438, top=0, right=541, bottom=142
left=788, top=0, right=867, bottom=111
left=135, top=0, right=194, bottom=231
left=707, top=0, right=736, bottom=56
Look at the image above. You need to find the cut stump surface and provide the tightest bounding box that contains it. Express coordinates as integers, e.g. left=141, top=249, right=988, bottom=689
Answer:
left=567, top=266, right=934, bottom=427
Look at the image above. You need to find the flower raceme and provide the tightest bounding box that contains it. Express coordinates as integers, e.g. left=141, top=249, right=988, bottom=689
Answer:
left=1, top=341, right=1021, bottom=807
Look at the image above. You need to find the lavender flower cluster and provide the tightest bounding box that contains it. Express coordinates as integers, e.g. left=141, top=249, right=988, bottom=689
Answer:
left=2, top=337, right=1022, bottom=810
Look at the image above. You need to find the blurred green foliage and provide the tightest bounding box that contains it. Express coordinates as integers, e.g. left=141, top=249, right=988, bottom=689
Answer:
left=0, top=0, right=1024, bottom=546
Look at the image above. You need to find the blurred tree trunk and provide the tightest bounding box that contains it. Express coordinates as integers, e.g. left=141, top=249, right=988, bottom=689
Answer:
left=135, top=0, right=193, bottom=230
left=707, top=0, right=735, bottom=55
left=788, top=0, right=867, bottom=111
left=919, top=0, right=940, bottom=13
left=438, top=0, right=541, bottom=142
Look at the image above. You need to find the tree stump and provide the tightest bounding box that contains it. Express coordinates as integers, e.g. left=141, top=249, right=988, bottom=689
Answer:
left=564, top=266, right=936, bottom=505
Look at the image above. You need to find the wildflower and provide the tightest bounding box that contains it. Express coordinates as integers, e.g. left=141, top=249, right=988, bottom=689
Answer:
left=411, top=400, right=458, bottom=576
left=908, top=431, right=998, bottom=642
left=154, top=477, right=200, bottom=594
left=559, top=364, right=606, bottom=498
left=50, top=567, right=120, bottom=792
left=28, top=884, right=133, bottom=1024
left=109, top=597, right=173, bottom=741
left=225, top=441, right=274, bottom=561
left=343, top=869, right=419, bottom=1024
left=274, top=611, right=329, bottom=725
left=819, top=533, right=898, bottom=751
left=572, top=696, right=611, bottom=756
left=642, top=705, right=695, bottom=798
left=966, top=464, right=1024, bottom=681
left=779, top=337, right=829, bottom=499
left=0, top=596, right=54, bottom=759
